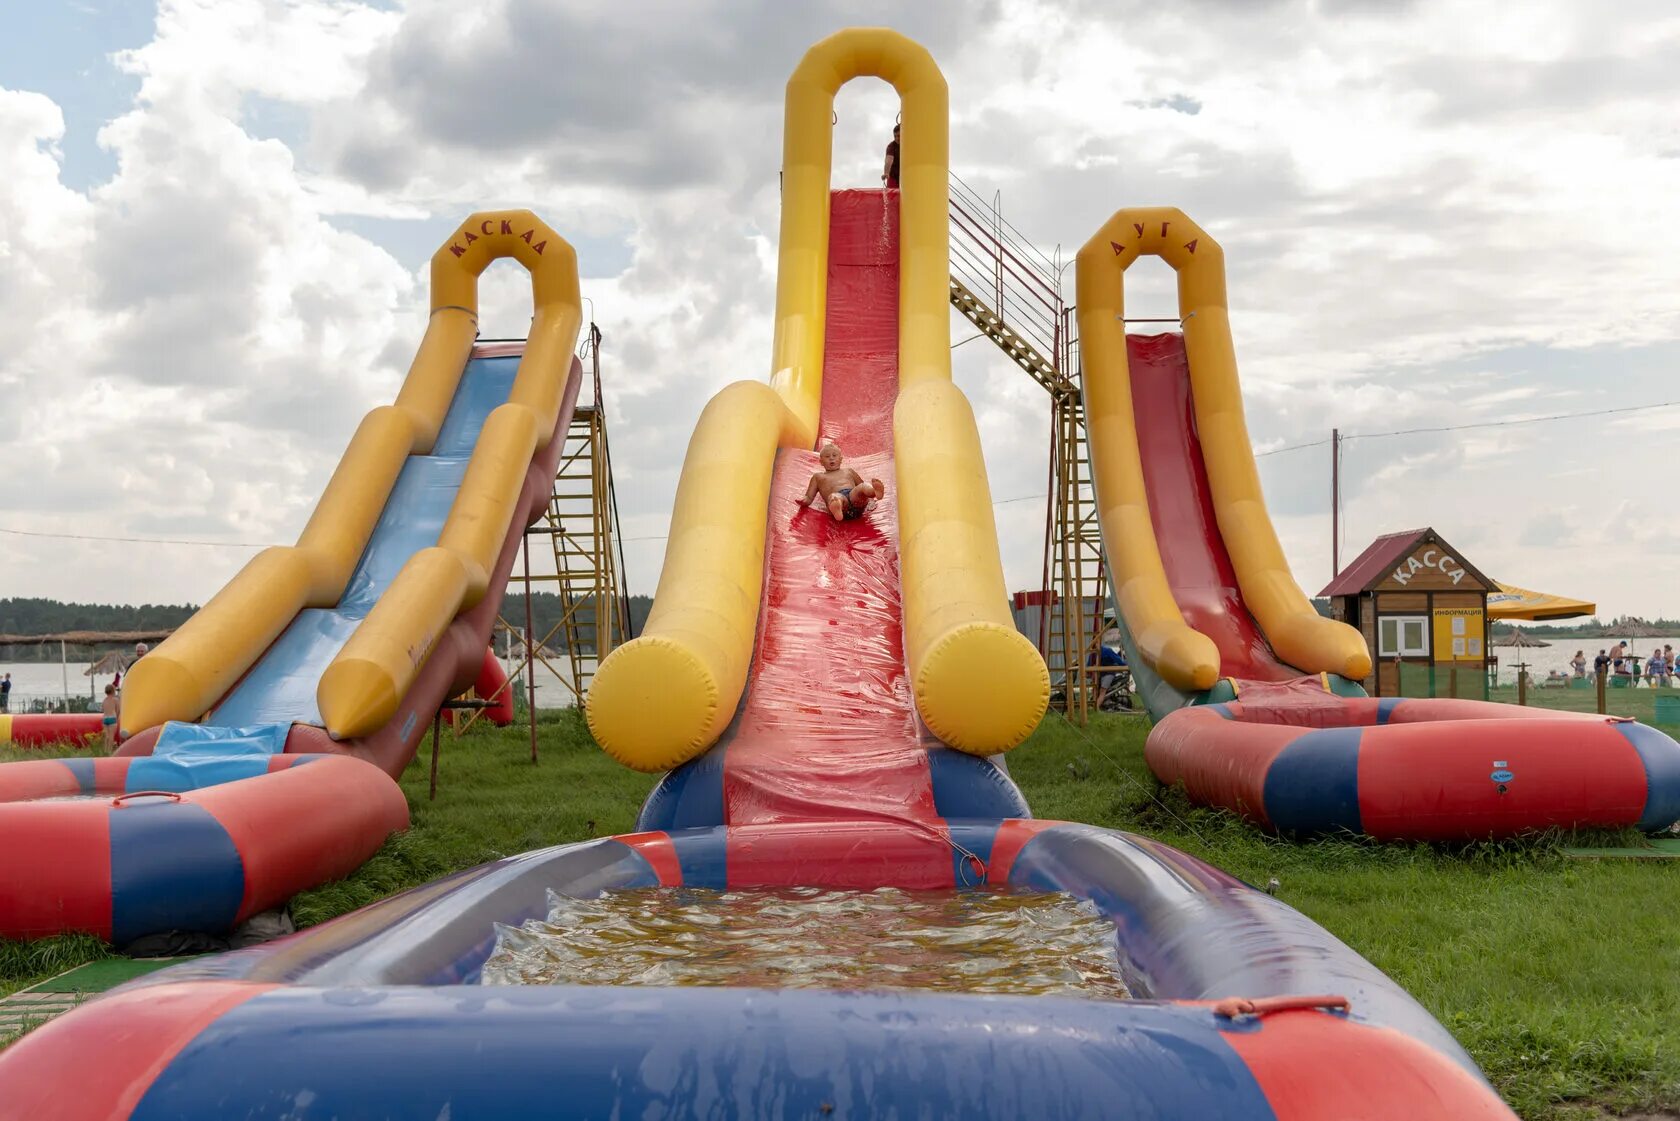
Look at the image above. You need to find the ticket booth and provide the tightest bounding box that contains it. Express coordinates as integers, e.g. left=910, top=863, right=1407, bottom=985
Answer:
left=1319, top=528, right=1495, bottom=698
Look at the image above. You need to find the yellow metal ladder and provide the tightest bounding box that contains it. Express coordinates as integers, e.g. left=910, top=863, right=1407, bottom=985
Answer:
left=948, top=173, right=1109, bottom=721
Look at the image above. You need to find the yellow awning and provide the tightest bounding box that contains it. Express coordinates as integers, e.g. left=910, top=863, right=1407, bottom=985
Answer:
left=1487, top=583, right=1596, bottom=622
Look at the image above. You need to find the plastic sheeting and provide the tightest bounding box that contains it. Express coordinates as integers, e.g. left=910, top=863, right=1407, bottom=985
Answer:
left=147, top=720, right=289, bottom=788
left=209, top=355, right=517, bottom=729
left=817, top=189, right=898, bottom=456
left=1128, top=333, right=1298, bottom=683
left=725, top=190, right=935, bottom=827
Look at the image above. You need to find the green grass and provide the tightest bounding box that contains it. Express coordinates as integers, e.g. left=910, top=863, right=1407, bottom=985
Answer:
left=290, top=708, right=657, bottom=924
left=4, top=713, right=1679, bottom=1117
left=1484, top=682, right=1680, bottom=727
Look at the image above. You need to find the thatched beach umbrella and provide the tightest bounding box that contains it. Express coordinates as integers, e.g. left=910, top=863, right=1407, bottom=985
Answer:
left=1494, top=629, right=1550, bottom=673
left=83, top=650, right=132, bottom=677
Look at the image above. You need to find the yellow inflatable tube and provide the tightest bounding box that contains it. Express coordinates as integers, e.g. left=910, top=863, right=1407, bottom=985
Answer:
left=588, top=29, right=1044, bottom=770
left=586, top=382, right=791, bottom=770
left=318, top=212, right=582, bottom=738
left=1077, top=208, right=1369, bottom=686
left=896, top=380, right=1049, bottom=751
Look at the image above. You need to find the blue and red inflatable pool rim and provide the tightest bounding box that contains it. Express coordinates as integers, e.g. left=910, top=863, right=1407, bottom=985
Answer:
left=0, top=818, right=1515, bottom=1118
left=1148, top=695, right=1680, bottom=841
left=0, top=751, right=407, bottom=943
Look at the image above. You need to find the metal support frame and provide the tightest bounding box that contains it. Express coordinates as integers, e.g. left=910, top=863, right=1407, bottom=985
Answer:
left=948, top=173, right=1110, bottom=722
left=459, top=323, right=630, bottom=738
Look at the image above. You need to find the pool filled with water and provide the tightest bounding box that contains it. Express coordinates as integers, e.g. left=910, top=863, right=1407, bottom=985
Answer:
left=481, top=886, right=1129, bottom=998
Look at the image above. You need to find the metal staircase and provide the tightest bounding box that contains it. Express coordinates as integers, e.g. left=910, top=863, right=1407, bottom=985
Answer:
left=499, top=324, right=631, bottom=712
left=948, top=173, right=1109, bottom=721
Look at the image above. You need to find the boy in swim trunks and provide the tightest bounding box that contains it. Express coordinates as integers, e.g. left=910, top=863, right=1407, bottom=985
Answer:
left=101, top=683, right=119, bottom=748
left=795, top=443, right=885, bottom=521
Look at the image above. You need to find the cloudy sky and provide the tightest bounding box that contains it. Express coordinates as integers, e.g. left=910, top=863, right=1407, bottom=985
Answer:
left=2, top=0, right=1676, bottom=623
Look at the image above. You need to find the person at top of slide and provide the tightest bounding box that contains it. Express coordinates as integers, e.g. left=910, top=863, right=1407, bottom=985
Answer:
left=882, top=123, right=900, bottom=188
left=795, top=444, right=885, bottom=522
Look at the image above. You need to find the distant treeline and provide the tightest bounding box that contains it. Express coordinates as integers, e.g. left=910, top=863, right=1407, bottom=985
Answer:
left=1487, top=616, right=1679, bottom=638
left=0, top=594, right=650, bottom=661
left=0, top=598, right=198, bottom=660
left=498, top=593, right=651, bottom=651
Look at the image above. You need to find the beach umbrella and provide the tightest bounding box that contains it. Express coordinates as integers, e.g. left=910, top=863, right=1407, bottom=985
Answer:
left=1493, top=629, right=1549, bottom=674
left=1487, top=583, right=1595, bottom=622
left=83, top=650, right=132, bottom=676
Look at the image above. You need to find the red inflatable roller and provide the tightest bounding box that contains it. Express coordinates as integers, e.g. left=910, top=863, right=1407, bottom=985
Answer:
left=0, top=713, right=104, bottom=749
left=0, top=753, right=408, bottom=943
left=473, top=648, right=515, bottom=726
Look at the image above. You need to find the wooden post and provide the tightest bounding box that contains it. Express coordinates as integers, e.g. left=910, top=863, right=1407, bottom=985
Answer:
left=1449, top=665, right=1458, bottom=699
left=428, top=710, right=442, bottom=801
left=1330, top=428, right=1341, bottom=580
left=1596, top=669, right=1607, bottom=715
left=523, top=535, right=539, bottom=764
left=1517, top=667, right=1527, bottom=707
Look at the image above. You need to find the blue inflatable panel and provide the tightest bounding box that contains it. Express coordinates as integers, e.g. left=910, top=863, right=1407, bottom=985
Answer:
left=434, top=355, right=519, bottom=456
left=209, top=610, right=359, bottom=727
left=129, top=986, right=1278, bottom=1121
left=206, top=355, right=517, bottom=731
left=1261, top=727, right=1365, bottom=836
left=925, top=747, right=1031, bottom=819
left=338, top=457, right=470, bottom=614
left=109, top=802, right=244, bottom=944
left=1620, top=722, right=1680, bottom=831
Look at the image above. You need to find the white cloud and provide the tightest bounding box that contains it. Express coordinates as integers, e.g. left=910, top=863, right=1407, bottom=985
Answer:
left=0, top=0, right=1676, bottom=626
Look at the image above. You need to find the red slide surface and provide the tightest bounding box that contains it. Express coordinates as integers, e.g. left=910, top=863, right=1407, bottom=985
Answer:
left=1128, top=333, right=1298, bottom=683
left=720, top=190, right=949, bottom=870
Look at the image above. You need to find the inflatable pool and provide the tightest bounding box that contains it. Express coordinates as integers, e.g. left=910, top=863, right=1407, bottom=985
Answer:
left=1149, top=694, right=1680, bottom=840
left=4, top=818, right=1511, bottom=1117
left=0, top=731, right=406, bottom=943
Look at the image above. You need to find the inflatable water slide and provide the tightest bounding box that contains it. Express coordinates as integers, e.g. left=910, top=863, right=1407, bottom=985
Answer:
left=0, top=31, right=1519, bottom=1118
left=0, top=212, right=581, bottom=942
left=1079, top=214, right=1680, bottom=840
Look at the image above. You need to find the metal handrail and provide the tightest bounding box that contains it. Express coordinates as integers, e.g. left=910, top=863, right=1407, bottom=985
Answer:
left=949, top=198, right=1060, bottom=310
left=946, top=170, right=1067, bottom=370
left=948, top=171, right=1059, bottom=277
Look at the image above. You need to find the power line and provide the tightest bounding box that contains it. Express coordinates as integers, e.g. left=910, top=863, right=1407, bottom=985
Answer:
left=0, top=526, right=272, bottom=549
left=1345, top=398, right=1679, bottom=441
left=1256, top=437, right=1331, bottom=459
left=1257, top=398, right=1679, bottom=458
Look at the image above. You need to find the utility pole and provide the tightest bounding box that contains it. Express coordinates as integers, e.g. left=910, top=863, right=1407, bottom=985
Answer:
left=1330, top=428, right=1341, bottom=579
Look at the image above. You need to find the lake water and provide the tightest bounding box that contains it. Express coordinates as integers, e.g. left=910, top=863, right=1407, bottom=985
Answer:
left=1494, top=637, right=1680, bottom=680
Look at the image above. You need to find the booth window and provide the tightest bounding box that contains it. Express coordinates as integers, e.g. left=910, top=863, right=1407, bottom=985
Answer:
left=1378, top=616, right=1429, bottom=658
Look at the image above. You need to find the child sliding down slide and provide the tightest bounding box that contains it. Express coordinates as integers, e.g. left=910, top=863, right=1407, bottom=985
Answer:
left=795, top=443, right=885, bottom=521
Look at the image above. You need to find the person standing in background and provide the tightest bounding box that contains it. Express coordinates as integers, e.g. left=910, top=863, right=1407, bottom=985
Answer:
left=101, top=684, right=119, bottom=749
left=881, top=123, right=900, bottom=188
left=0, top=672, right=10, bottom=712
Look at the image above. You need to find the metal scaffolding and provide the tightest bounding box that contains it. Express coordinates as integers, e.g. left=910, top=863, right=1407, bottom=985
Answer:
left=948, top=173, right=1109, bottom=722
left=490, top=323, right=631, bottom=726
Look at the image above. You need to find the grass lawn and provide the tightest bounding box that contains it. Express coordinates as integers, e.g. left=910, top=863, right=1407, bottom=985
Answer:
left=5, top=713, right=1679, bottom=1118
left=1484, top=682, right=1680, bottom=727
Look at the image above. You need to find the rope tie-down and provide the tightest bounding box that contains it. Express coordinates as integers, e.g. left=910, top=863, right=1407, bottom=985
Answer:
left=1213, top=994, right=1351, bottom=1020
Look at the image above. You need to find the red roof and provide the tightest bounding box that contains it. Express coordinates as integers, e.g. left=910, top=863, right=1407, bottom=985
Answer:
left=1319, top=529, right=1430, bottom=597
